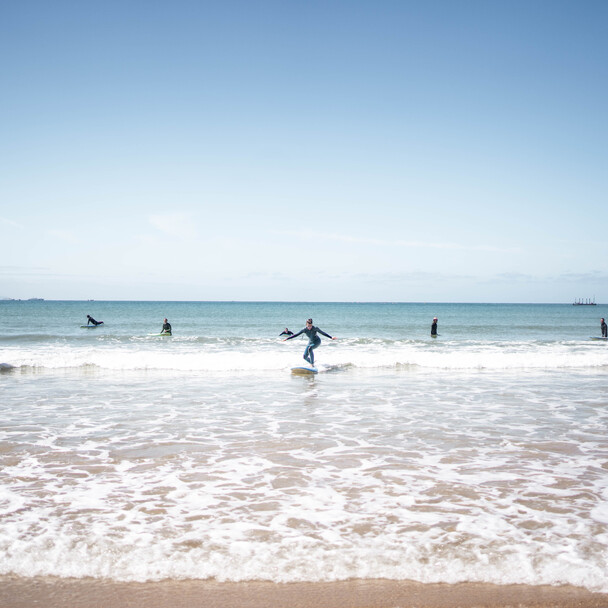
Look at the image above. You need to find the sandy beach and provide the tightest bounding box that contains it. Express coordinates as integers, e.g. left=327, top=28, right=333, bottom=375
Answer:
left=2, top=577, right=608, bottom=608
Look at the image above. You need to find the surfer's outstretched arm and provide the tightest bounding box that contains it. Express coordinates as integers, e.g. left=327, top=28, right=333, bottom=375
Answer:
left=284, top=328, right=304, bottom=341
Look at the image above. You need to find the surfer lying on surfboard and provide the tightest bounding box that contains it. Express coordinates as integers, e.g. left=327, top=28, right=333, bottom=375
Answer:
left=86, top=315, right=103, bottom=326
left=283, top=318, right=337, bottom=366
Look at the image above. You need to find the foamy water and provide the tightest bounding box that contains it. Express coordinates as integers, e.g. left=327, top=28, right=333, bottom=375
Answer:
left=3, top=334, right=608, bottom=373
left=1, top=301, right=607, bottom=590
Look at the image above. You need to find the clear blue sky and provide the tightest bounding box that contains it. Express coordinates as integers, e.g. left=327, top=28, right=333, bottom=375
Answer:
left=1, top=0, right=606, bottom=302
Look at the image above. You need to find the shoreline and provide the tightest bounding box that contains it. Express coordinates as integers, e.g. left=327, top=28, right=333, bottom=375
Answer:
left=2, top=577, right=608, bottom=608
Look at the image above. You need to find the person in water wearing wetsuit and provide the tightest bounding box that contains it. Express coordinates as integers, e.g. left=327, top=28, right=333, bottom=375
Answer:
left=161, top=318, right=172, bottom=335
left=87, top=315, right=103, bottom=326
left=279, top=328, right=294, bottom=336
left=283, top=318, right=337, bottom=366
left=431, top=317, right=438, bottom=337
left=601, top=318, right=607, bottom=338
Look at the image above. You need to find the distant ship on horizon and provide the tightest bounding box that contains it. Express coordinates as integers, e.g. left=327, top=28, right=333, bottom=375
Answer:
left=573, top=297, right=596, bottom=306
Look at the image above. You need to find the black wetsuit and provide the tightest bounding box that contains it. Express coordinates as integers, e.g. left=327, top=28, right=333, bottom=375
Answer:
left=431, top=321, right=437, bottom=336
left=87, top=316, right=102, bottom=326
left=602, top=321, right=607, bottom=338
left=286, top=326, right=333, bottom=366
left=279, top=329, right=294, bottom=336
left=162, top=322, right=172, bottom=334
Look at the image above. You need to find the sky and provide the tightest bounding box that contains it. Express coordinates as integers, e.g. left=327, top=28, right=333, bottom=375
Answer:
left=1, top=0, right=607, bottom=302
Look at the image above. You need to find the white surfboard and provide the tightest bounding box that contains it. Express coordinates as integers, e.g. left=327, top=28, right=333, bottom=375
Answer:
left=291, top=366, right=318, bottom=375
left=589, top=336, right=608, bottom=341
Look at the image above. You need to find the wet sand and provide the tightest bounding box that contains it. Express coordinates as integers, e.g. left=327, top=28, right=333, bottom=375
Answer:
left=1, top=577, right=608, bottom=608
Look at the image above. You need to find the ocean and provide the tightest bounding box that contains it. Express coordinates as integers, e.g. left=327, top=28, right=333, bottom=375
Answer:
left=1, top=300, right=607, bottom=591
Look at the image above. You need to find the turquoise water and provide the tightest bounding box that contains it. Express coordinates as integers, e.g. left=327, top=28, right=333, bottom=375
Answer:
left=1, top=300, right=606, bottom=372
left=1, top=299, right=606, bottom=340
left=1, top=301, right=608, bottom=590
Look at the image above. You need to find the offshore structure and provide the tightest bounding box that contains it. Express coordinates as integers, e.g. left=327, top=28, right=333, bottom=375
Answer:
left=573, top=297, right=596, bottom=306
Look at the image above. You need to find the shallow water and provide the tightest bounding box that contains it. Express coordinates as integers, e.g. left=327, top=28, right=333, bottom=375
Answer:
left=1, top=301, right=607, bottom=590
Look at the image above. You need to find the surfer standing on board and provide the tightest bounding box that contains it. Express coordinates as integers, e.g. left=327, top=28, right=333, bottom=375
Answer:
left=601, top=318, right=607, bottom=338
left=283, top=319, right=337, bottom=367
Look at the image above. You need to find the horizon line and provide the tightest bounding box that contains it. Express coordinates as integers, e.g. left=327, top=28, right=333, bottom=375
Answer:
left=1, top=299, right=603, bottom=306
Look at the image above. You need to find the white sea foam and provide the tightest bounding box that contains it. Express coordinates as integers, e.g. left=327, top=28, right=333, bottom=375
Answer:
left=2, top=337, right=608, bottom=373
left=1, top=368, right=607, bottom=590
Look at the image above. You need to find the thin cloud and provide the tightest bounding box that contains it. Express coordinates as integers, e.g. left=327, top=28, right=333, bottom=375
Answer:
left=0, top=266, right=52, bottom=276
left=490, top=272, right=537, bottom=282
left=353, top=270, right=475, bottom=283
left=47, top=229, right=82, bottom=244
left=240, top=269, right=473, bottom=283
left=485, top=271, right=608, bottom=285
left=0, top=216, right=24, bottom=229
left=557, top=271, right=608, bottom=283
left=149, top=213, right=197, bottom=239
left=278, top=230, right=522, bottom=254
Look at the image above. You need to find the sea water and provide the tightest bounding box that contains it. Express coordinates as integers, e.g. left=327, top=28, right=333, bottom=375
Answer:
left=1, top=300, right=607, bottom=590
